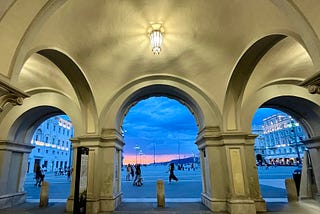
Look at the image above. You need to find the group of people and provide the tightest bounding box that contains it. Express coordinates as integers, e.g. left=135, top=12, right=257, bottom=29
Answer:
left=126, top=164, right=143, bottom=186
left=125, top=163, right=179, bottom=185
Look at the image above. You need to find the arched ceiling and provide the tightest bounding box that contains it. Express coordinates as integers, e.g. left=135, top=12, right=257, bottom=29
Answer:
left=0, top=0, right=320, bottom=132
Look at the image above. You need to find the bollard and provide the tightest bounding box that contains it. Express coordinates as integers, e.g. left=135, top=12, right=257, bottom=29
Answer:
left=39, top=181, right=49, bottom=207
left=285, top=178, right=298, bottom=202
left=157, top=179, right=165, bottom=207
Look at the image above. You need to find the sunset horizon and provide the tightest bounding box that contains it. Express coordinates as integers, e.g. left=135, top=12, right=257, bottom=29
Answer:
left=123, top=153, right=196, bottom=165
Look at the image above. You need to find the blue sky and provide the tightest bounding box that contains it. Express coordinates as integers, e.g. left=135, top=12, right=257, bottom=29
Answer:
left=122, top=97, right=281, bottom=158
left=122, top=97, right=198, bottom=159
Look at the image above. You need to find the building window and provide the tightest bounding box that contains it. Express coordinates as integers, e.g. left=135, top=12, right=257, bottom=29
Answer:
left=53, top=125, right=56, bottom=131
left=46, top=150, right=48, bottom=154
left=63, top=129, right=65, bottom=135
left=38, top=148, right=40, bottom=153
left=52, top=150, right=55, bottom=155
left=47, top=123, right=49, bottom=129
left=45, top=136, right=48, bottom=143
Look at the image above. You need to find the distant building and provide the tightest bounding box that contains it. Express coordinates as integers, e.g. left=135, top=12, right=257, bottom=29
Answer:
left=27, top=116, right=74, bottom=173
left=261, top=113, right=306, bottom=165
left=252, top=125, right=266, bottom=158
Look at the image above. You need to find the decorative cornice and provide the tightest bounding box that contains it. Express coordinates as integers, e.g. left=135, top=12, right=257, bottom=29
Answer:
left=0, top=79, right=29, bottom=112
left=71, top=130, right=125, bottom=150
left=0, top=140, right=34, bottom=153
left=299, top=71, right=320, bottom=94
left=196, top=128, right=257, bottom=149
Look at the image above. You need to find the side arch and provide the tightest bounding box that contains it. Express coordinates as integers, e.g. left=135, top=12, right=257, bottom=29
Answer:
left=223, top=34, right=286, bottom=131
left=0, top=90, right=83, bottom=143
left=240, top=84, right=320, bottom=137
left=35, top=49, right=98, bottom=134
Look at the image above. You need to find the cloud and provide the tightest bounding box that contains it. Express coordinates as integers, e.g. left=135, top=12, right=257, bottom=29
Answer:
left=122, top=97, right=198, bottom=157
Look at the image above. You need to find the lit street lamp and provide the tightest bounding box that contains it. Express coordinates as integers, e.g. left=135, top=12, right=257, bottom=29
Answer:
left=134, top=145, right=140, bottom=164
left=139, top=150, right=143, bottom=164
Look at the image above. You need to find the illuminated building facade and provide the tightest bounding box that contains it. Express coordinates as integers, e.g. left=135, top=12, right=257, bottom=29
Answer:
left=252, top=125, right=266, bottom=157
left=262, top=113, right=306, bottom=165
left=27, top=116, right=74, bottom=173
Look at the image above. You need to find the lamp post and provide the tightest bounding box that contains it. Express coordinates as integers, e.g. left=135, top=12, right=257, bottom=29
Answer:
left=290, top=120, right=301, bottom=165
left=134, top=145, right=140, bottom=164
left=139, top=150, right=143, bottom=164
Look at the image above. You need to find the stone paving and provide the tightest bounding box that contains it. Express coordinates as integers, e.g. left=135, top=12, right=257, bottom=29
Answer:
left=2, top=165, right=320, bottom=213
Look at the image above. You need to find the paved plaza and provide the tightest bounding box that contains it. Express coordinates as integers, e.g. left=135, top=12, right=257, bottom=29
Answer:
left=2, top=165, right=320, bottom=213
left=23, top=164, right=293, bottom=202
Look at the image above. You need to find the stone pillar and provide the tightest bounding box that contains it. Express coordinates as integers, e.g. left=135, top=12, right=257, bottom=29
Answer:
left=66, top=129, right=124, bottom=214
left=0, top=141, right=33, bottom=209
left=299, top=150, right=313, bottom=199
left=66, top=148, right=79, bottom=212
left=98, top=129, right=123, bottom=212
left=196, top=127, right=229, bottom=213
left=221, top=132, right=259, bottom=214
left=243, top=135, right=266, bottom=212
left=196, top=128, right=263, bottom=213
left=304, top=139, right=320, bottom=201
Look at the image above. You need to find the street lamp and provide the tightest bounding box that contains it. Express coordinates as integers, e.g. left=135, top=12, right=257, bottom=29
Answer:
left=134, top=145, right=140, bottom=164
left=139, top=150, right=143, bottom=164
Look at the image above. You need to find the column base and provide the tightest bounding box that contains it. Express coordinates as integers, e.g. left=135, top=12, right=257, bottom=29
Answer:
left=201, top=193, right=227, bottom=212
left=254, top=198, right=266, bottom=212
left=100, top=192, right=122, bottom=212
left=0, top=192, right=26, bottom=209
left=228, top=199, right=256, bottom=214
left=66, top=196, right=74, bottom=213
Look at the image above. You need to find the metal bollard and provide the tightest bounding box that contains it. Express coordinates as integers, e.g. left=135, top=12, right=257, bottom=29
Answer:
left=39, top=181, right=49, bottom=207
left=157, top=179, right=165, bottom=207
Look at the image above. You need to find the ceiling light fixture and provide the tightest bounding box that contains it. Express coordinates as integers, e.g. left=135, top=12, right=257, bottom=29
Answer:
left=148, top=23, right=164, bottom=55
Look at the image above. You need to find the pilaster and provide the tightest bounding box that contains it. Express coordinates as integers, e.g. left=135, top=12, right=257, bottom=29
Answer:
left=196, top=127, right=265, bottom=214
left=65, top=129, right=124, bottom=214
left=304, top=138, right=320, bottom=199
left=0, top=141, right=33, bottom=208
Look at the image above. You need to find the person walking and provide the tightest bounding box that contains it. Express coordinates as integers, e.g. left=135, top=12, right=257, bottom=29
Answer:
left=126, top=164, right=132, bottom=181
left=168, top=163, right=178, bottom=183
left=133, top=164, right=142, bottom=186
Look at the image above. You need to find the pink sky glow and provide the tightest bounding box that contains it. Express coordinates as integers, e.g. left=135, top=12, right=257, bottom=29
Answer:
left=123, top=154, right=194, bottom=165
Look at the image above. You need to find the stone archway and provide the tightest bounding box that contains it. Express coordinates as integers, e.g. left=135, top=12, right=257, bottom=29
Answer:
left=0, top=103, right=76, bottom=208
left=69, top=75, right=266, bottom=214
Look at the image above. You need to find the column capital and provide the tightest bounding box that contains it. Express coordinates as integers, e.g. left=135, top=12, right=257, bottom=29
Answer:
left=0, top=140, right=34, bottom=153
left=303, top=136, right=320, bottom=149
left=71, top=129, right=124, bottom=150
left=196, top=127, right=256, bottom=149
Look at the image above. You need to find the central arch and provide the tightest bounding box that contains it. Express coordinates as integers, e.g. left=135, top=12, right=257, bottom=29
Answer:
left=76, top=75, right=266, bottom=213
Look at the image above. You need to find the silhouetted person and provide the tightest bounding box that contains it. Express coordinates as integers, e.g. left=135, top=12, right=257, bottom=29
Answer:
left=168, top=163, right=178, bottom=183
left=133, top=164, right=143, bottom=186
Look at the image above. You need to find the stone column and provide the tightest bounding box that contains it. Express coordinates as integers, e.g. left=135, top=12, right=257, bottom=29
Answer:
left=66, top=129, right=124, bottom=214
left=0, top=141, right=33, bottom=208
left=243, top=135, right=266, bottom=212
left=99, top=129, right=123, bottom=212
left=196, top=127, right=229, bottom=213
left=223, top=133, right=258, bottom=214
left=304, top=138, right=320, bottom=201
left=66, top=147, right=78, bottom=212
